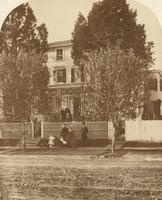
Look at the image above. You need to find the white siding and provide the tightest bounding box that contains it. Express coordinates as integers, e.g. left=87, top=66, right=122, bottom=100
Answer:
left=125, top=120, right=162, bottom=142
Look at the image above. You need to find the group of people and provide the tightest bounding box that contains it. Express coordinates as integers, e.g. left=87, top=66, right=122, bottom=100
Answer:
left=48, top=121, right=88, bottom=148
left=60, top=108, right=72, bottom=122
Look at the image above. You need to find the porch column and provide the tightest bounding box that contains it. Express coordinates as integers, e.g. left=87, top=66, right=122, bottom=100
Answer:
left=41, top=121, right=44, bottom=138
left=157, top=75, right=160, bottom=92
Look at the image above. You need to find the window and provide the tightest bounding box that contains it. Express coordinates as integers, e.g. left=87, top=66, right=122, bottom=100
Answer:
left=148, top=78, right=157, bottom=91
left=53, top=68, right=66, bottom=83
left=62, top=95, right=69, bottom=109
left=61, top=95, right=73, bottom=114
left=51, top=95, right=60, bottom=113
left=71, top=68, right=80, bottom=83
left=56, top=49, right=63, bottom=60
left=57, top=69, right=66, bottom=82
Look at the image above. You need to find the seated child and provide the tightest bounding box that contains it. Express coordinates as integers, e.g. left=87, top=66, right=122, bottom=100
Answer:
left=48, top=134, right=55, bottom=148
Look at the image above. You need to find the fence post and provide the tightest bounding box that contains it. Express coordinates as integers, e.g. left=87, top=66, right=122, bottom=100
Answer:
left=22, top=121, right=26, bottom=151
left=107, top=121, right=109, bottom=140
left=41, top=121, right=44, bottom=138
left=125, top=121, right=127, bottom=142
left=31, top=121, right=34, bottom=139
left=0, top=181, right=9, bottom=200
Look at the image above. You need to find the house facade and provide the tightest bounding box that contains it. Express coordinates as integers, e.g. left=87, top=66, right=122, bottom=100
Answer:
left=47, top=40, right=83, bottom=121
left=148, top=70, right=162, bottom=101
left=46, top=40, right=162, bottom=122
left=144, top=70, right=162, bottom=119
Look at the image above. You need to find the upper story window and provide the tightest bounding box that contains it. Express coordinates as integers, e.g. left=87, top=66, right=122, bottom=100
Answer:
left=71, top=68, right=80, bottom=83
left=148, top=78, right=157, bottom=91
left=53, top=68, right=66, bottom=83
left=56, top=48, right=63, bottom=60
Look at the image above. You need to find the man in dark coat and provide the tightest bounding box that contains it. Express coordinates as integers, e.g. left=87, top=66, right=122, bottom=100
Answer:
left=81, top=122, right=88, bottom=146
left=60, top=109, right=65, bottom=122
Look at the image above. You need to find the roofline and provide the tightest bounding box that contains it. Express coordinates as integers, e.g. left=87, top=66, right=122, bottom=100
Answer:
left=150, top=69, right=162, bottom=73
left=149, top=69, right=162, bottom=78
left=48, top=40, right=72, bottom=48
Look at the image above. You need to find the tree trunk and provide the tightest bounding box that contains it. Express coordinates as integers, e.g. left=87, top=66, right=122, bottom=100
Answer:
left=111, top=120, right=118, bottom=155
left=111, top=132, right=115, bottom=155
left=22, top=121, right=26, bottom=151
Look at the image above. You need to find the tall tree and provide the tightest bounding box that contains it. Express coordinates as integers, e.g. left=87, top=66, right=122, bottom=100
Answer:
left=72, top=0, right=154, bottom=154
left=0, top=3, right=49, bottom=122
left=72, top=0, right=153, bottom=67
left=83, top=44, right=151, bottom=153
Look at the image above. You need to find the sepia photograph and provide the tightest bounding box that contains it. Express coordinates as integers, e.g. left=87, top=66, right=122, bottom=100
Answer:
left=0, top=0, right=162, bottom=199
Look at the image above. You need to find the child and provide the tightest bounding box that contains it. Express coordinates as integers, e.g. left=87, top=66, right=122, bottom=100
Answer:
left=48, top=134, right=55, bottom=148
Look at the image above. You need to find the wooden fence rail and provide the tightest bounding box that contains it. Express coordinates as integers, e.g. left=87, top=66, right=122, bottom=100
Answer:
left=0, top=122, right=34, bottom=139
left=41, top=122, right=110, bottom=140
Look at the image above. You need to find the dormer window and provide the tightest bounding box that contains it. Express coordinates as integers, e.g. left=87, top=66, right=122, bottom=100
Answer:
left=56, top=48, right=63, bottom=60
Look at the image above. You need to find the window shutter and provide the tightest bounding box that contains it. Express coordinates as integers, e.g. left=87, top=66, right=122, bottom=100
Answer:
left=63, top=69, right=66, bottom=83
left=71, top=68, right=74, bottom=83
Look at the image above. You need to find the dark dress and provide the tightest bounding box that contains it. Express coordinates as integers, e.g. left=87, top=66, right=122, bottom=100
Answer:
left=81, top=126, right=88, bottom=145
left=60, top=127, right=68, bottom=140
left=67, top=130, right=76, bottom=147
left=60, top=109, right=65, bottom=122
left=65, top=108, right=72, bottom=122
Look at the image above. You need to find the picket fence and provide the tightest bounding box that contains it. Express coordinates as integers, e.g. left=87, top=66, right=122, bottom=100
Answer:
left=0, top=122, right=34, bottom=139
left=1, top=120, right=162, bottom=143
left=41, top=122, right=112, bottom=140
left=0, top=121, right=113, bottom=140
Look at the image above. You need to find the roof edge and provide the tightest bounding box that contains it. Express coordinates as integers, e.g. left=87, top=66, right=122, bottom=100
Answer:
left=48, top=40, right=72, bottom=48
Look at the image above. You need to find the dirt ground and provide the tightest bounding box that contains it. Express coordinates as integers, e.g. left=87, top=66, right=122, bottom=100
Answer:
left=0, top=150, right=162, bottom=200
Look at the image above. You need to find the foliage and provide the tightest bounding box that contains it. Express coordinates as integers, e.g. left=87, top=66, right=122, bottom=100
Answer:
left=0, top=3, right=49, bottom=122
left=72, top=0, right=154, bottom=67
left=72, top=13, right=90, bottom=64
left=83, top=44, right=151, bottom=122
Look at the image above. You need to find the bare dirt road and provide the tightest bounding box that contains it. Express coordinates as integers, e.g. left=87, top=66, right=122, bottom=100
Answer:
left=0, top=151, right=162, bottom=200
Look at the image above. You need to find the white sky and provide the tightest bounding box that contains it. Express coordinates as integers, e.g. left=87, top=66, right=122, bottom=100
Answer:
left=0, top=0, right=162, bottom=69
left=0, top=0, right=162, bottom=42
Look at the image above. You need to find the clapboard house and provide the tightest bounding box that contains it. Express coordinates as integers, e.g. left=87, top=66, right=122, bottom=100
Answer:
left=47, top=40, right=82, bottom=121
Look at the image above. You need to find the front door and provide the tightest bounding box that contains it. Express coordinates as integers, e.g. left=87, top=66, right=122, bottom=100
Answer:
left=73, top=97, right=81, bottom=121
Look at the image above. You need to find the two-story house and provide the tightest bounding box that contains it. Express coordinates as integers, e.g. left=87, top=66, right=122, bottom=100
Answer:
left=47, top=40, right=82, bottom=121
left=47, top=40, right=162, bottom=122
left=136, top=69, right=162, bottom=120
left=146, top=70, right=162, bottom=119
